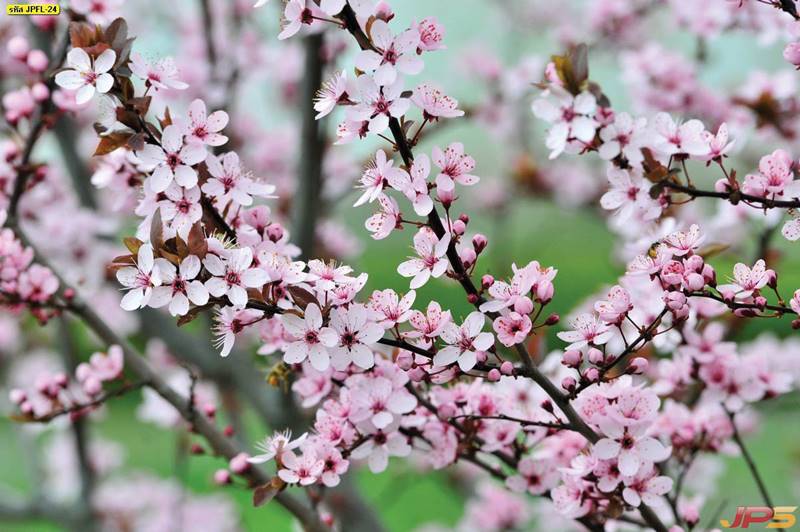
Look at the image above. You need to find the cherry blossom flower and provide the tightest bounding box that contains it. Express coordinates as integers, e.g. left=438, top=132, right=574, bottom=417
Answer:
left=532, top=87, right=598, bottom=159
left=137, top=125, right=207, bottom=192
left=717, top=259, right=773, bottom=300
left=203, top=248, right=269, bottom=307
left=701, top=122, right=735, bottom=161
left=184, top=99, right=229, bottom=147
left=314, top=443, right=349, bottom=487
left=350, top=422, right=411, bottom=473
left=213, top=307, right=262, bottom=357
left=347, top=75, right=409, bottom=136
left=280, top=304, right=330, bottom=371
left=493, top=312, right=532, bottom=347
left=621, top=465, right=674, bottom=508
left=149, top=255, right=209, bottom=317
left=314, top=70, right=352, bottom=119
left=319, top=304, right=383, bottom=370
left=129, top=53, right=188, bottom=91
left=387, top=153, right=433, bottom=215
left=71, top=0, right=122, bottom=24
left=600, top=167, right=661, bottom=222
left=594, top=285, right=633, bottom=325
left=354, top=20, right=423, bottom=86
left=278, top=0, right=324, bottom=41
left=306, top=260, right=356, bottom=291
left=116, top=244, right=161, bottom=311
left=368, top=289, right=416, bottom=327
left=598, top=112, right=647, bottom=166
left=55, top=48, right=116, bottom=105
left=557, top=313, right=613, bottom=350
left=649, top=112, right=710, bottom=158
left=594, top=419, right=669, bottom=476
left=349, top=376, right=417, bottom=429
left=407, top=301, right=452, bottom=342
left=783, top=209, right=800, bottom=241
left=202, top=152, right=275, bottom=208
left=505, top=457, right=559, bottom=495
left=354, top=150, right=407, bottom=207
left=434, top=311, right=494, bottom=372
left=742, top=149, right=800, bottom=199
left=791, top=289, right=800, bottom=314
left=365, top=194, right=402, bottom=240
left=663, top=224, right=705, bottom=257
left=397, top=227, right=451, bottom=289
left=414, top=17, right=446, bottom=52
left=411, top=84, right=464, bottom=120
left=278, top=448, right=324, bottom=485
left=248, top=430, right=308, bottom=464
left=158, top=184, right=201, bottom=240
left=431, top=142, right=479, bottom=192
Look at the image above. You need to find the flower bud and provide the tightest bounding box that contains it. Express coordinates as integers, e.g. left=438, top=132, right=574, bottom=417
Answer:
left=437, top=403, right=456, bottom=419
left=459, top=248, right=476, bottom=268
left=627, top=357, right=648, bottom=375
left=500, top=361, right=514, bottom=375
left=754, top=295, right=767, bottom=309
left=437, top=187, right=455, bottom=208
left=481, top=274, right=494, bottom=289
left=458, top=213, right=469, bottom=224
left=7, top=37, right=30, bottom=61
left=266, top=224, right=284, bottom=242
left=544, top=313, right=560, bottom=326
left=26, top=50, right=48, bottom=73
left=204, top=404, right=217, bottom=417
left=472, top=233, right=488, bottom=253
left=685, top=272, right=705, bottom=292
left=487, top=368, right=501, bottom=382
left=374, top=1, right=395, bottom=21
left=561, top=376, right=576, bottom=392
left=587, top=347, right=604, bottom=365
left=582, top=367, right=599, bottom=383
left=536, top=281, right=554, bottom=304
left=476, top=350, right=488, bottom=363
left=395, top=349, right=414, bottom=370
left=229, top=452, right=250, bottom=474
left=213, top=469, right=232, bottom=485
left=540, top=399, right=554, bottom=413
left=31, top=83, right=49, bottom=102
left=9, top=389, right=26, bottom=404
left=452, top=219, right=466, bottom=235
left=190, top=443, right=205, bottom=455
left=83, top=377, right=102, bottom=396
left=562, top=349, right=582, bottom=368
left=766, top=269, right=777, bottom=289
left=792, top=318, right=800, bottom=330
left=714, top=178, right=732, bottom=193
left=224, top=425, right=235, bottom=437
left=513, top=297, right=534, bottom=315
left=467, top=293, right=479, bottom=305
left=54, top=372, right=68, bottom=388
left=784, top=41, right=800, bottom=67
left=20, top=401, right=33, bottom=415
left=408, top=367, right=426, bottom=382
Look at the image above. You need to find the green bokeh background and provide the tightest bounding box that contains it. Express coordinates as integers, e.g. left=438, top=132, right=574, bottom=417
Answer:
left=2, top=0, right=800, bottom=530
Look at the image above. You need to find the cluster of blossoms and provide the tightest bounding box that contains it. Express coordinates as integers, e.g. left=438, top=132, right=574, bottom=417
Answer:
left=9, top=345, right=124, bottom=420
left=1, top=1, right=799, bottom=531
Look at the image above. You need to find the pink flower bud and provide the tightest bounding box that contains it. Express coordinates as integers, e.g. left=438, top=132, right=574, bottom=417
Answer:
left=83, top=377, right=102, bottom=396
left=476, top=350, right=488, bottom=363
left=229, top=452, right=250, bottom=474
left=467, top=293, right=479, bottom=305
left=224, top=425, right=235, bottom=437
left=266, top=224, right=284, bottom=242
left=513, top=296, right=534, bottom=315
left=481, top=274, right=494, bottom=288
left=766, top=269, right=777, bottom=289
left=9, top=389, right=26, bottom=404
left=396, top=349, right=414, bottom=370
left=204, top=404, right=217, bottom=417
left=562, top=349, right=582, bottom=368
left=544, top=313, right=560, bottom=326
left=487, top=368, right=501, bottom=381
left=583, top=367, right=599, bottom=382
left=536, top=281, right=554, bottom=303
left=20, top=401, right=33, bottom=415
left=437, top=187, right=455, bottom=207
left=540, top=399, right=554, bottom=413
left=7, top=37, right=30, bottom=61
left=792, top=318, right=800, bottom=330
left=561, top=376, right=576, bottom=392
left=31, top=83, right=49, bottom=102
left=190, top=443, right=205, bottom=454
left=627, top=357, right=648, bottom=375
left=754, top=295, right=767, bottom=309
left=213, top=469, right=232, bottom=485
left=714, top=178, right=732, bottom=192
left=452, top=219, right=466, bottom=235
left=472, top=233, right=488, bottom=253
left=374, top=1, right=394, bottom=21
left=54, top=372, right=68, bottom=388
left=685, top=272, right=705, bottom=292
left=437, top=403, right=455, bottom=419
left=587, top=347, right=604, bottom=365
left=408, top=367, right=426, bottom=382
left=500, top=361, right=514, bottom=375
left=544, top=61, right=562, bottom=86
left=458, top=213, right=469, bottom=224
left=784, top=42, right=800, bottom=67
left=459, top=248, right=476, bottom=268
left=26, top=50, right=48, bottom=73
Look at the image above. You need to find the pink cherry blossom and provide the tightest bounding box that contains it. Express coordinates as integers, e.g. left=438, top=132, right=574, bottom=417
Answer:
left=137, top=124, right=207, bottom=192
left=649, top=112, right=710, bottom=157
left=158, top=183, right=202, bottom=240
left=557, top=313, right=613, bottom=350
left=368, top=289, right=416, bottom=327
left=621, top=465, right=674, bottom=508
left=598, top=112, right=647, bottom=166
left=129, top=52, right=188, bottom=91
left=203, top=247, right=268, bottom=307
left=505, top=457, right=560, bottom=495
left=411, top=84, right=464, bottom=120
left=354, top=149, right=407, bottom=207
left=184, top=99, right=229, bottom=147
left=55, top=48, right=116, bottom=105
left=434, top=311, right=494, bottom=372
left=387, top=153, right=433, bottom=215
left=492, top=312, right=532, bottom=347
left=319, top=304, right=383, bottom=370
left=414, top=17, right=445, bottom=52
left=116, top=244, right=161, bottom=311
left=150, top=255, right=209, bottom=316
left=347, top=75, right=409, bottom=136
left=314, top=70, right=352, bottom=119
left=280, top=303, right=330, bottom=370
left=594, top=419, right=668, bottom=476
left=248, top=430, right=308, bottom=464
left=431, top=142, right=479, bottom=191
left=278, top=448, right=324, bottom=485
left=783, top=209, right=800, bottom=241
left=532, top=87, right=598, bottom=159
left=354, top=20, right=423, bottom=86
left=397, top=227, right=451, bottom=289
left=717, top=259, right=773, bottom=300
left=365, top=194, right=402, bottom=240
left=594, top=285, right=633, bottom=325
left=203, top=152, right=276, bottom=208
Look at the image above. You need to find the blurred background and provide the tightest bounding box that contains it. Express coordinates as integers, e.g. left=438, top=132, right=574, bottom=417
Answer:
left=2, top=0, right=800, bottom=530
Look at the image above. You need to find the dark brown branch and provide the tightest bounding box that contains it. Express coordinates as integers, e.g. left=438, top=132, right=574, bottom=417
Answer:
left=662, top=180, right=800, bottom=209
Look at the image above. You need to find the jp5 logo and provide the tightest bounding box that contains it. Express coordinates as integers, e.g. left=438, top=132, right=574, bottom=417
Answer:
left=720, top=506, right=798, bottom=529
